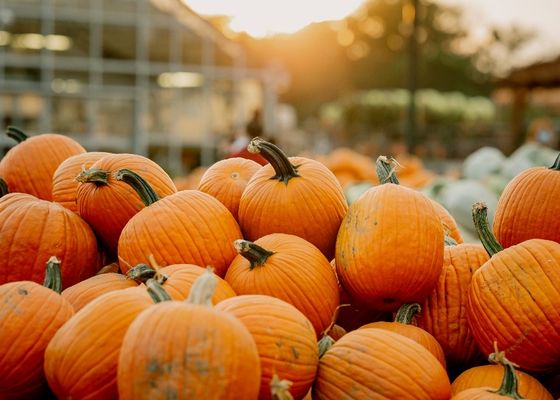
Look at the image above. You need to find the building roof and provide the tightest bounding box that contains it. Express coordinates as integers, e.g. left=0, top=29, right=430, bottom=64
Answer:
left=497, top=55, right=560, bottom=88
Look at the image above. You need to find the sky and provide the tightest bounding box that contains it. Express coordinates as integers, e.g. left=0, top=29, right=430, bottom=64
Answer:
left=185, top=0, right=560, bottom=67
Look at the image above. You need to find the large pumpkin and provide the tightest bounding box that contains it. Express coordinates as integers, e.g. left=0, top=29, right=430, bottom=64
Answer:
left=76, top=154, right=177, bottom=254
left=0, top=126, right=86, bottom=200
left=238, top=138, right=347, bottom=260
left=493, top=153, right=560, bottom=247
left=0, top=192, right=99, bottom=286
left=313, top=328, right=451, bottom=399
left=215, top=294, right=318, bottom=400
left=117, top=270, right=261, bottom=400
left=224, top=233, right=340, bottom=336
left=0, top=258, right=74, bottom=399
left=335, top=156, right=444, bottom=311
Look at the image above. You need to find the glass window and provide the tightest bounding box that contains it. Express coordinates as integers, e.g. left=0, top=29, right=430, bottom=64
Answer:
left=95, top=96, right=134, bottom=137
left=102, top=24, right=136, bottom=60
left=52, top=95, right=88, bottom=135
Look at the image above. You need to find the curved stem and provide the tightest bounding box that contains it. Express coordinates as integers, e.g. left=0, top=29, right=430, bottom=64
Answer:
left=234, top=239, right=275, bottom=270
left=247, top=137, right=299, bottom=185
left=43, top=256, right=63, bottom=294
left=394, top=303, right=421, bottom=324
left=472, top=202, right=503, bottom=257
left=270, top=374, right=294, bottom=400
left=127, top=263, right=168, bottom=284
left=186, top=267, right=217, bottom=306
left=318, top=335, right=335, bottom=358
left=115, top=169, right=159, bottom=206
left=6, top=126, right=28, bottom=143
left=0, top=177, right=8, bottom=198
left=376, top=156, right=400, bottom=184
left=550, top=153, right=560, bottom=171
left=75, top=168, right=110, bottom=185
left=146, top=279, right=172, bottom=303
left=489, top=345, right=525, bottom=399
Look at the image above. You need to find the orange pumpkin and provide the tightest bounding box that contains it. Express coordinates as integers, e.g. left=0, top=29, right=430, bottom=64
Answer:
left=225, top=233, right=340, bottom=337
left=0, top=193, right=99, bottom=286
left=76, top=154, right=177, bottom=254
left=0, top=258, right=74, bottom=399
left=173, top=166, right=208, bottom=190
left=0, top=126, right=86, bottom=200
left=238, top=138, right=347, bottom=260
left=215, top=294, right=318, bottom=400
left=313, top=328, right=452, bottom=399
left=52, top=151, right=109, bottom=213
left=335, top=156, right=444, bottom=311
left=430, top=198, right=464, bottom=244
left=493, top=153, right=560, bottom=247
left=198, top=157, right=261, bottom=220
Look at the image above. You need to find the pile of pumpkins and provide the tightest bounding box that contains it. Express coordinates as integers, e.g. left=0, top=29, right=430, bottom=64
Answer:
left=1, top=126, right=559, bottom=399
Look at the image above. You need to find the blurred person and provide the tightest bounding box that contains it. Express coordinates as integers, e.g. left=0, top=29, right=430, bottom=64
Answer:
left=225, top=110, right=267, bottom=165
left=526, top=117, right=558, bottom=149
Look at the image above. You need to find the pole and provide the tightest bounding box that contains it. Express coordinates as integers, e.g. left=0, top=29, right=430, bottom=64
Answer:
left=405, top=0, right=419, bottom=155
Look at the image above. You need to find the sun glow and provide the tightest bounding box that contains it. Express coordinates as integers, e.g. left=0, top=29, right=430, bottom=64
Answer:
left=184, top=0, right=364, bottom=37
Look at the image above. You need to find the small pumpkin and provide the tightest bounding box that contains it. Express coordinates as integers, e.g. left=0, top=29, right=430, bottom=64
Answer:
left=430, top=197, right=464, bottom=244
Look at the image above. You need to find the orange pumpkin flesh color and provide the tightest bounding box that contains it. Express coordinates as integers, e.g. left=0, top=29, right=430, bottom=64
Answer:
left=0, top=258, right=74, bottom=399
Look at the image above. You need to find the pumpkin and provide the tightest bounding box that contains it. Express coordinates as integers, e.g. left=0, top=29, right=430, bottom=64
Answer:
left=430, top=197, right=464, bottom=243
left=52, top=151, right=109, bottom=213
left=76, top=154, right=177, bottom=254
left=198, top=157, right=261, bottom=220
left=215, top=294, right=318, bottom=400
left=360, top=303, right=446, bottom=367
left=117, top=181, right=242, bottom=276
left=493, top=153, right=560, bottom=247
left=323, top=147, right=378, bottom=187
left=335, top=156, right=444, bottom=311
left=127, top=263, right=236, bottom=303
left=173, top=166, right=208, bottom=190
left=238, top=138, right=347, bottom=260
left=0, top=258, right=74, bottom=399
left=417, top=243, right=489, bottom=368
left=467, top=203, right=560, bottom=373
left=0, top=177, right=8, bottom=198
left=117, top=269, right=261, bottom=400
left=313, top=328, right=452, bottom=399
left=224, top=233, right=340, bottom=337
left=61, top=272, right=138, bottom=312
left=0, top=126, right=86, bottom=200
left=0, top=192, right=99, bottom=286
left=45, top=281, right=170, bottom=400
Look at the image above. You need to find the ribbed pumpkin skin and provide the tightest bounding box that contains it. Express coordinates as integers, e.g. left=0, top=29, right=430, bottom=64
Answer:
left=360, top=321, right=446, bottom=367
left=45, top=287, right=154, bottom=400
left=0, top=281, right=74, bottom=399
left=467, top=239, right=560, bottom=373
left=157, top=264, right=236, bottom=303
left=117, top=302, right=261, bottom=400
left=198, top=157, right=261, bottom=220
left=215, top=295, right=318, bottom=400
left=0, top=193, right=99, bottom=286
left=417, top=243, right=489, bottom=367
left=225, top=233, right=340, bottom=337
left=0, top=133, right=85, bottom=201
left=61, top=272, right=137, bottom=312
left=451, top=388, right=513, bottom=399
left=313, top=328, right=451, bottom=399
left=452, top=365, right=553, bottom=400
left=52, top=151, right=109, bottom=213
left=77, top=153, right=177, bottom=254
left=118, top=190, right=242, bottom=277
left=335, top=184, right=444, bottom=311
left=430, top=198, right=464, bottom=243
left=238, top=157, right=348, bottom=260
left=493, top=164, right=560, bottom=247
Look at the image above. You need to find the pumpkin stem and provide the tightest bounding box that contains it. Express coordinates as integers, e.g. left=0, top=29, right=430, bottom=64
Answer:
left=318, top=335, right=335, bottom=358
left=115, top=168, right=160, bottom=206
left=75, top=167, right=110, bottom=185
left=145, top=278, right=172, bottom=303
left=0, top=177, right=8, bottom=198
left=6, top=126, right=28, bottom=143
left=234, top=239, right=275, bottom=270
left=444, top=234, right=458, bottom=246
left=247, top=137, right=299, bottom=185
left=185, top=267, right=217, bottom=307
left=550, top=153, right=560, bottom=171
left=375, top=156, right=400, bottom=184
left=488, top=342, right=525, bottom=399
left=394, top=303, right=421, bottom=324
left=127, top=263, right=168, bottom=285
left=43, top=256, right=63, bottom=294
left=270, top=374, right=294, bottom=400
left=472, top=202, right=503, bottom=257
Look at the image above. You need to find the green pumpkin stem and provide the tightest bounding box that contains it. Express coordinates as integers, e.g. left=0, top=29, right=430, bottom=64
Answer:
left=0, top=177, right=9, bottom=198
left=247, top=137, right=299, bottom=185
left=472, top=202, right=503, bottom=257
left=145, top=279, right=172, bottom=303
left=488, top=345, right=525, bottom=399
left=318, top=335, right=335, bottom=358
left=270, top=374, right=294, bottom=400
left=127, top=263, right=168, bottom=285
left=185, top=267, right=217, bottom=307
left=75, top=168, right=110, bottom=185
left=234, top=239, right=275, bottom=270
left=550, top=153, right=560, bottom=171
left=43, top=256, right=63, bottom=294
left=394, top=303, right=421, bottom=324
left=6, top=126, right=28, bottom=143
left=115, top=169, right=160, bottom=206
left=376, top=156, right=400, bottom=184
left=444, top=234, right=458, bottom=246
